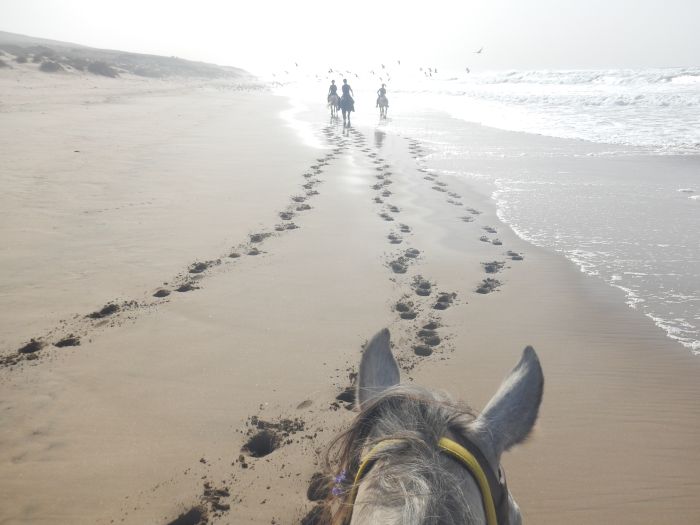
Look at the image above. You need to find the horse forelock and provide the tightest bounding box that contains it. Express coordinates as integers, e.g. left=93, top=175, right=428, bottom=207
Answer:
left=323, top=385, right=485, bottom=525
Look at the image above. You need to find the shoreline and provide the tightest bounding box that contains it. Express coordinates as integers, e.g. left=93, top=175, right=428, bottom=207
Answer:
left=1, top=76, right=699, bottom=524
left=361, top=106, right=700, bottom=356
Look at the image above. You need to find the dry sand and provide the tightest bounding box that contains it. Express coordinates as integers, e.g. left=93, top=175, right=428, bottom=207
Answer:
left=1, top=67, right=699, bottom=525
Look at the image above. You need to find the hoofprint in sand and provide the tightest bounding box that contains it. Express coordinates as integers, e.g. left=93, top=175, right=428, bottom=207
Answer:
left=1, top=72, right=700, bottom=525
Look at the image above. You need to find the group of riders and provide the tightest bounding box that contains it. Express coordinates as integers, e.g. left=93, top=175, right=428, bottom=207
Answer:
left=327, top=79, right=389, bottom=124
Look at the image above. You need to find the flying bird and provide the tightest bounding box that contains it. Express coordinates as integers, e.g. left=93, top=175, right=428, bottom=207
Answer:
left=465, top=67, right=470, bottom=73
left=475, top=47, right=483, bottom=54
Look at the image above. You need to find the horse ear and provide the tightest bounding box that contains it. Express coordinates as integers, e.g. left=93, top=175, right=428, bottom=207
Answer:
left=357, top=329, right=400, bottom=407
left=476, top=346, right=544, bottom=457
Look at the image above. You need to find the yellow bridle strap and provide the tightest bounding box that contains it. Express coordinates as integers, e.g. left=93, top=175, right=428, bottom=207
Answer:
left=438, top=437, right=499, bottom=525
left=348, top=438, right=405, bottom=506
left=347, top=437, right=500, bottom=525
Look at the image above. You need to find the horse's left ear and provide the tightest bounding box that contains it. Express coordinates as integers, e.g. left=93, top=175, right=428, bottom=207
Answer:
left=357, top=329, right=400, bottom=407
left=475, top=346, right=544, bottom=457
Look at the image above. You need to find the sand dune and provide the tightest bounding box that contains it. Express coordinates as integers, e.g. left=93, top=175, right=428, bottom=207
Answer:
left=0, top=30, right=249, bottom=79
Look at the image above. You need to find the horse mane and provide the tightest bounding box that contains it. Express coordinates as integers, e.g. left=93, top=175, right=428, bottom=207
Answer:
left=321, top=385, right=480, bottom=525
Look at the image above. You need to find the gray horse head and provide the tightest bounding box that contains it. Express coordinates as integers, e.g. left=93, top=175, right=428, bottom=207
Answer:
left=325, top=328, right=543, bottom=525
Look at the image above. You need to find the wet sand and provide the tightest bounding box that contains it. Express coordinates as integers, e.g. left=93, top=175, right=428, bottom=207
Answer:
left=1, top=71, right=699, bottom=524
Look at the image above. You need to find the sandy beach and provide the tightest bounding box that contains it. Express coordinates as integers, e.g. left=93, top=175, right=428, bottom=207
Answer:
left=2, top=63, right=700, bottom=525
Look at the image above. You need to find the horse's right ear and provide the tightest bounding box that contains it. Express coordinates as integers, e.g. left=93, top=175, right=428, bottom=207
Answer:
left=475, top=346, right=544, bottom=458
left=357, top=329, right=400, bottom=407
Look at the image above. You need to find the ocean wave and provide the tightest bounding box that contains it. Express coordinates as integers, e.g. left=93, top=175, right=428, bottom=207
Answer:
left=392, top=68, right=700, bottom=151
left=647, top=314, right=700, bottom=353
left=473, top=68, right=700, bottom=87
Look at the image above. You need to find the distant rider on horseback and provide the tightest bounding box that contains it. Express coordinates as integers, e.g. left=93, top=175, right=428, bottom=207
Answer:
left=339, top=78, right=355, bottom=124
left=328, top=80, right=339, bottom=103
left=340, top=79, right=354, bottom=110
left=376, top=83, right=388, bottom=108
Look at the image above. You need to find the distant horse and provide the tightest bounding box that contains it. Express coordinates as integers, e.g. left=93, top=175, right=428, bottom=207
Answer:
left=378, top=95, right=389, bottom=119
left=328, top=94, right=340, bottom=119
left=340, top=94, right=354, bottom=125
left=319, top=329, right=544, bottom=524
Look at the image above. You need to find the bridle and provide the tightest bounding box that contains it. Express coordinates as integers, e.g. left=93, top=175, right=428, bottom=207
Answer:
left=345, top=436, right=510, bottom=525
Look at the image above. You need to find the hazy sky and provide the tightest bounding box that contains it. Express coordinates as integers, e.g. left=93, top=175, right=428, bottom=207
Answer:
left=1, top=0, right=698, bottom=73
